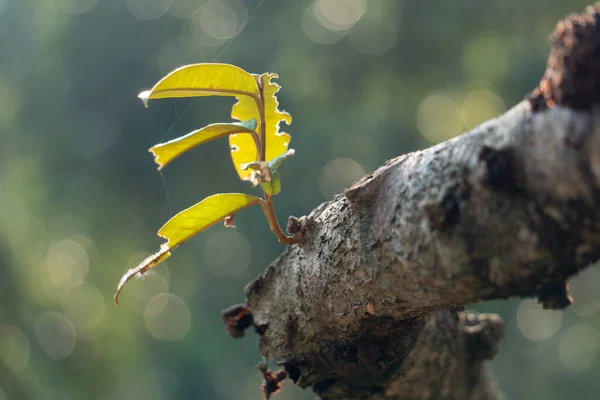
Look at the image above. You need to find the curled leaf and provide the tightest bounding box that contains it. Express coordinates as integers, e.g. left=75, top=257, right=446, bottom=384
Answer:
left=115, top=193, right=263, bottom=304
left=114, top=244, right=172, bottom=305
left=241, top=160, right=272, bottom=187
left=149, top=120, right=258, bottom=169
left=230, top=73, right=292, bottom=180
left=138, top=63, right=259, bottom=107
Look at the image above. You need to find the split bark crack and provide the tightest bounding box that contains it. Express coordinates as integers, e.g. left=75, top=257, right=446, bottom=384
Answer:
left=225, top=4, right=600, bottom=399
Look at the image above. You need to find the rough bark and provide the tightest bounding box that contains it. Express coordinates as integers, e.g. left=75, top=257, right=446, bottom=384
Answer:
left=225, top=5, right=600, bottom=399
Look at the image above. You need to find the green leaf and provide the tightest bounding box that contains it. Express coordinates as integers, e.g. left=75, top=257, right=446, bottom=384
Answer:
left=149, top=120, right=258, bottom=170
left=138, top=63, right=259, bottom=107
left=260, top=171, right=281, bottom=195
left=268, top=148, right=295, bottom=171
left=114, top=193, right=263, bottom=305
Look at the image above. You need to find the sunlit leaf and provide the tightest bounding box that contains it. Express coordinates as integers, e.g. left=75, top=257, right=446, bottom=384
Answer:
left=158, top=193, right=263, bottom=247
left=229, top=73, right=292, bottom=180
left=115, top=193, right=263, bottom=304
left=149, top=120, right=258, bottom=170
left=138, top=63, right=259, bottom=107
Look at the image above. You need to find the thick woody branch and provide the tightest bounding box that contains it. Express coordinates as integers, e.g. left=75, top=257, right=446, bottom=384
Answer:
left=226, top=4, right=600, bottom=399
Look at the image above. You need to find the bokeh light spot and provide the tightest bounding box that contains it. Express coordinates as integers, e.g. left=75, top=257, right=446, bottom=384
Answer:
left=34, top=312, right=76, bottom=360
left=0, top=325, right=31, bottom=373
left=198, top=1, right=239, bottom=40
left=144, top=293, right=191, bottom=341
left=56, top=0, right=98, bottom=14
left=203, top=229, right=252, bottom=277
left=417, top=94, right=462, bottom=143
left=62, top=282, right=106, bottom=333
left=516, top=299, right=562, bottom=341
left=318, top=158, right=365, bottom=199
left=314, top=0, right=366, bottom=31
left=46, top=239, right=89, bottom=291
left=125, top=0, right=172, bottom=20
left=460, top=90, right=506, bottom=130
left=301, top=5, right=346, bottom=44
left=569, top=266, right=600, bottom=316
left=169, top=0, right=202, bottom=19
left=558, top=324, right=600, bottom=372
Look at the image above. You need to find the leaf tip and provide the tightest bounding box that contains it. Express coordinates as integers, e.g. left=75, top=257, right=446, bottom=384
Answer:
left=114, top=271, right=131, bottom=306
left=138, top=90, right=151, bottom=108
left=114, top=245, right=172, bottom=306
left=148, top=147, right=166, bottom=170
left=242, top=118, right=258, bottom=131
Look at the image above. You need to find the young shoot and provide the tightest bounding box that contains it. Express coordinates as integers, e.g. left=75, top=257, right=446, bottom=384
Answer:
left=115, top=64, right=296, bottom=305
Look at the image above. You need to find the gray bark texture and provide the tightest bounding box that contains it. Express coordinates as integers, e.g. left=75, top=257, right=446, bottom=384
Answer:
left=224, top=4, right=600, bottom=399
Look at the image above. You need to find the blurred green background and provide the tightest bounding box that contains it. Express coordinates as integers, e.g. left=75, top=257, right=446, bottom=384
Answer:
left=1, top=0, right=599, bottom=399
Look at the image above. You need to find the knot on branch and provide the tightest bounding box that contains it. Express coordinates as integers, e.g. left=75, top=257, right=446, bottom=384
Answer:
left=257, top=361, right=288, bottom=400
left=422, top=183, right=470, bottom=231
left=463, top=313, right=504, bottom=361
left=222, top=303, right=254, bottom=338
left=537, top=282, right=573, bottom=310
left=286, top=215, right=315, bottom=244
left=478, top=146, right=518, bottom=192
left=528, top=4, right=600, bottom=111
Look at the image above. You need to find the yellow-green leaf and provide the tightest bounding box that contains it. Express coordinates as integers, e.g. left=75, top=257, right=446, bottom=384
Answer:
left=158, top=193, right=262, bottom=247
left=114, top=193, right=263, bottom=305
left=149, top=120, right=258, bottom=170
left=229, top=73, right=292, bottom=180
left=138, top=63, right=259, bottom=107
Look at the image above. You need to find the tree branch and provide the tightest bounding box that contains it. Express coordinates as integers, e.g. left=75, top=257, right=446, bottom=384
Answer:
left=226, top=4, right=600, bottom=399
